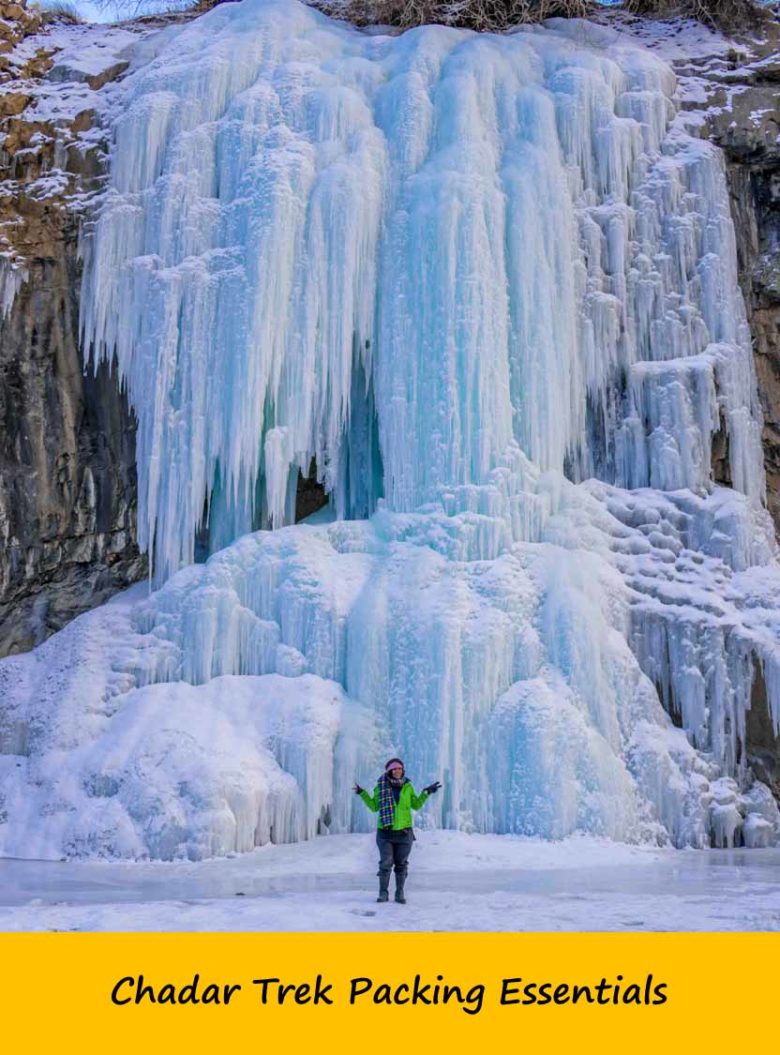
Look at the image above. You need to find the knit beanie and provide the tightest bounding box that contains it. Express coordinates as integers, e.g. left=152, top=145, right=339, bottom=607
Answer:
left=385, top=758, right=404, bottom=773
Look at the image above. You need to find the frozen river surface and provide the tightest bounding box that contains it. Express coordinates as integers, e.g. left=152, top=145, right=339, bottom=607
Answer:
left=1, top=833, right=778, bottom=931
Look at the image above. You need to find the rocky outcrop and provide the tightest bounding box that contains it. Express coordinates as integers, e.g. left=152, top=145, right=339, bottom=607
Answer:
left=639, top=17, right=780, bottom=793
left=0, top=2, right=145, bottom=656
left=673, top=24, right=780, bottom=529
left=716, top=100, right=780, bottom=529
left=714, top=65, right=780, bottom=794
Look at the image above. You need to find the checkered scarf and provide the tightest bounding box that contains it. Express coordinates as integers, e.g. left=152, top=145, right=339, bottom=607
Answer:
left=378, top=773, right=407, bottom=829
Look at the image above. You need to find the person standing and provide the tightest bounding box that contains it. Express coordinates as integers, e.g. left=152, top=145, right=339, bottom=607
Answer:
left=353, top=758, right=441, bottom=904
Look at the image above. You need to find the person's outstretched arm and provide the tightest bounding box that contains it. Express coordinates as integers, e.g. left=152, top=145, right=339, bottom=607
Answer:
left=410, top=781, right=442, bottom=810
left=354, top=783, right=380, bottom=812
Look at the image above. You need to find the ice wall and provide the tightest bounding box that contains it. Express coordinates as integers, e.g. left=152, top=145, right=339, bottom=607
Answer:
left=80, top=0, right=764, bottom=581
left=1, top=0, right=779, bottom=859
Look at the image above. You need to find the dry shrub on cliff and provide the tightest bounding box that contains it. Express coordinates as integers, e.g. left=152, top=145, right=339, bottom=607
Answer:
left=84, top=0, right=776, bottom=33
left=30, top=0, right=83, bottom=23
left=318, top=0, right=592, bottom=30
left=90, top=0, right=591, bottom=28
left=624, top=0, right=768, bottom=30
left=92, top=0, right=593, bottom=31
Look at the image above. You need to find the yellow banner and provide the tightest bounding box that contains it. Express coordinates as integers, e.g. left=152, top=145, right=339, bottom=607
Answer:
left=0, top=932, right=774, bottom=1051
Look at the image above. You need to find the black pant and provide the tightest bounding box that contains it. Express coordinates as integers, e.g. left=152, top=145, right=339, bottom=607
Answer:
left=376, top=828, right=414, bottom=881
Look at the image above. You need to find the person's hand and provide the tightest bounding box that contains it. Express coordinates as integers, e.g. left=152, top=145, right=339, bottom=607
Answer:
left=353, top=783, right=364, bottom=794
left=423, top=781, right=442, bottom=794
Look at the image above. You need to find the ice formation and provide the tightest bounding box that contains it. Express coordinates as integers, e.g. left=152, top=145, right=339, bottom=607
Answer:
left=80, top=0, right=771, bottom=579
left=2, top=0, right=780, bottom=859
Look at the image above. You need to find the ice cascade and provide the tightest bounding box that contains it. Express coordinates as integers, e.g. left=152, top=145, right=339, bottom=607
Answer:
left=1, top=0, right=780, bottom=859
left=80, top=1, right=766, bottom=579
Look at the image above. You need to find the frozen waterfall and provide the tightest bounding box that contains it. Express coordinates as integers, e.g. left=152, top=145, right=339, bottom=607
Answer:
left=1, top=0, right=780, bottom=859
left=79, top=0, right=766, bottom=579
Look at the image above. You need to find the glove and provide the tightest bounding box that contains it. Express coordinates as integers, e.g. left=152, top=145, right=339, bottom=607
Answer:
left=353, top=783, right=364, bottom=794
left=423, top=781, right=442, bottom=795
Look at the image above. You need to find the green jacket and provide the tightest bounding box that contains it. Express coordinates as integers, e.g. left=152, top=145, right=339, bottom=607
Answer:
left=359, top=782, right=430, bottom=830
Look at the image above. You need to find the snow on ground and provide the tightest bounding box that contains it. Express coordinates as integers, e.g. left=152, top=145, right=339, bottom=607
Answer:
left=1, top=832, right=779, bottom=932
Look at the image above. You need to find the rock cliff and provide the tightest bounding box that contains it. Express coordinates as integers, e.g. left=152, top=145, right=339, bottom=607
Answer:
left=709, top=54, right=780, bottom=529
left=0, top=1, right=145, bottom=655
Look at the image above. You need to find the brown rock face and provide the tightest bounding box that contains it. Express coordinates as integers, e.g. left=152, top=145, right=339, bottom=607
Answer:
left=718, top=87, right=780, bottom=791
left=720, top=112, right=780, bottom=522
left=0, top=1, right=145, bottom=656
left=745, top=664, right=780, bottom=801
left=620, top=17, right=780, bottom=795
left=0, top=213, right=145, bottom=655
left=682, top=28, right=780, bottom=531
